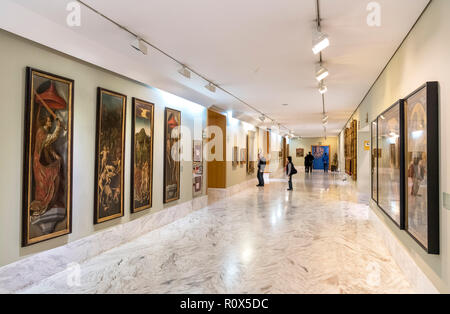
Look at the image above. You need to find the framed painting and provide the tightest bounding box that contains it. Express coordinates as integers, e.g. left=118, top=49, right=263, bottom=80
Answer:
left=130, top=98, right=154, bottom=214
left=193, top=140, right=203, bottom=163
left=22, top=67, right=74, bottom=246
left=296, top=148, right=304, bottom=158
left=94, top=88, right=127, bottom=224
left=404, top=82, right=439, bottom=254
left=164, top=108, right=181, bottom=203
left=376, top=101, right=404, bottom=228
left=232, top=146, right=239, bottom=167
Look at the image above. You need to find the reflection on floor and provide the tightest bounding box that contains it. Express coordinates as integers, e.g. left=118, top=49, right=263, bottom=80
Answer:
left=20, top=171, right=413, bottom=294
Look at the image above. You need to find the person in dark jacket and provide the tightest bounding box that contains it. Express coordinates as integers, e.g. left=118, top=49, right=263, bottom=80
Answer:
left=305, top=152, right=314, bottom=173
left=286, top=156, right=295, bottom=191
left=256, top=153, right=266, bottom=187
left=323, top=152, right=329, bottom=173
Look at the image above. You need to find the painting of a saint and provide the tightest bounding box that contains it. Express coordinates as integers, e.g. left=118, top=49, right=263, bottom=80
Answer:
left=164, top=108, right=181, bottom=203
left=94, top=88, right=126, bottom=224
left=131, top=98, right=154, bottom=213
left=22, top=67, right=74, bottom=246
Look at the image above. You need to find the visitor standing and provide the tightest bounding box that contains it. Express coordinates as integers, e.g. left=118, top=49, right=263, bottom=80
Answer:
left=286, top=156, right=297, bottom=191
left=256, top=153, right=266, bottom=187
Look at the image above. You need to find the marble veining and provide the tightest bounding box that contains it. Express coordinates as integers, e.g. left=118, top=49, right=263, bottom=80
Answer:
left=15, top=172, right=413, bottom=294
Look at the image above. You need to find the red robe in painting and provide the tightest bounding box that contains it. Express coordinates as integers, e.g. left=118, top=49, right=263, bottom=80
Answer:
left=30, top=123, right=62, bottom=216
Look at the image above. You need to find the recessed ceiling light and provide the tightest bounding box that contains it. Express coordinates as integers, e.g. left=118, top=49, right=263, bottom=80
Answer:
left=282, top=104, right=289, bottom=106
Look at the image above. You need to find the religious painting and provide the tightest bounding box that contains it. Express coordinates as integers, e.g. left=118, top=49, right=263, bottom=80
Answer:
left=312, top=145, right=330, bottom=170
left=296, top=148, right=304, bottom=158
left=404, top=82, right=439, bottom=254
left=377, top=102, right=402, bottom=227
left=232, top=146, right=239, bottom=167
left=164, top=108, right=181, bottom=203
left=22, top=67, right=74, bottom=246
left=94, top=88, right=126, bottom=224
left=130, top=98, right=154, bottom=213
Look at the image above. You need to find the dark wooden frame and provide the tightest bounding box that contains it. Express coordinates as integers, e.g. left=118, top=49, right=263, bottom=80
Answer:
left=130, top=98, right=154, bottom=214
left=163, top=108, right=181, bottom=203
left=22, top=67, right=74, bottom=246
left=403, top=82, right=439, bottom=254
left=371, top=100, right=405, bottom=229
left=94, top=87, right=127, bottom=224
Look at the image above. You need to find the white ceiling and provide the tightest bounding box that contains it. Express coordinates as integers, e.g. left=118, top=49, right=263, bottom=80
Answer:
left=1, top=0, right=429, bottom=137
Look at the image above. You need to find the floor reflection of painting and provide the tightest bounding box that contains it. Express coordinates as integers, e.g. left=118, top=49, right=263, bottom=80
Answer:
left=164, top=108, right=181, bottom=203
left=94, top=88, right=126, bottom=224
left=131, top=98, right=154, bottom=213
left=23, top=68, right=74, bottom=246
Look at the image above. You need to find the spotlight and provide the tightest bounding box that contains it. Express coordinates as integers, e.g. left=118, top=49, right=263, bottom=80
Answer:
left=315, top=65, right=329, bottom=81
left=312, top=32, right=330, bottom=55
left=259, top=115, right=266, bottom=123
left=322, top=115, right=328, bottom=122
left=178, top=66, right=191, bottom=79
left=319, top=82, right=328, bottom=94
left=131, top=37, right=148, bottom=55
left=205, top=83, right=216, bottom=93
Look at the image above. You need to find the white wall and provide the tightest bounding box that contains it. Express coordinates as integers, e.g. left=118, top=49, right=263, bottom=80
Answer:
left=0, top=30, right=206, bottom=267
left=338, top=0, right=450, bottom=292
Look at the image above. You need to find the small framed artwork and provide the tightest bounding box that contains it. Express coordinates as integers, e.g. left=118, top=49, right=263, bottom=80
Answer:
left=94, top=88, right=127, bottom=224
left=194, top=176, right=202, bottom=194
left=22, top=67, right=74, bottom=246
left=130, top=98, right=154, bottom=214
left=296, top=148, right=304, bottom=158
left=164, top=108, right=181, bottom=203
left=193, top=140, right=203, bottom=163
left=404, top=82, right=439, bottom=254
left=232, top=146, right=239, bottom=167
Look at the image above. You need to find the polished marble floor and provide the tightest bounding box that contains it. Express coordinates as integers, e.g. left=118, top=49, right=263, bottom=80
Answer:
left=20, top=171, right=413, bottom=294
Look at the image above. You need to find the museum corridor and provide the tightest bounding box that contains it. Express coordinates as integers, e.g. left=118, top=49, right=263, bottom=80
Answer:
left=19, top=172, right=412, bottom=294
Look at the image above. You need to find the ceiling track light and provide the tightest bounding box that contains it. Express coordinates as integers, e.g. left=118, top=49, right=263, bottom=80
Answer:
left=322, top=115, right=328, bottom=122
left=259, top=115, right=267, bottom=123
left=205, top=82, right=216, bottom=93
left=312, top=32, right=330, bottom=55
left=318, top=82, right=328, bottom=94
left=178, top=66, right=191, bottom=79
left=131, top=37, right=148, bottom=55
left=315, top=65, right=329, bottom=82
